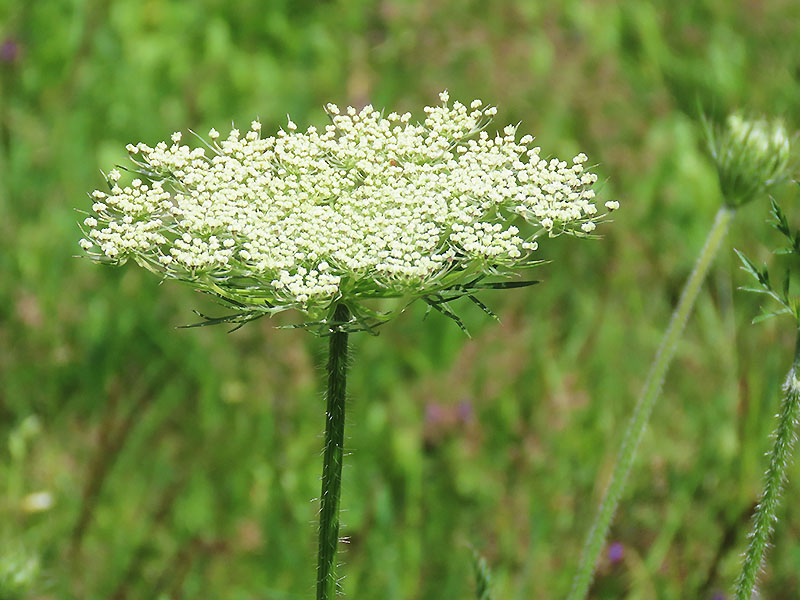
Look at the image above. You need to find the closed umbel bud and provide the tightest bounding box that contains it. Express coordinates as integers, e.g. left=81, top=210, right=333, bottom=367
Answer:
left=707, top=112, right=792, bottom=208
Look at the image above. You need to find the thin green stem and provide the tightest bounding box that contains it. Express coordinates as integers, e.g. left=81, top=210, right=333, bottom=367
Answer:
left=317, top=303, right=351, bottom=600
left=569, top=206, right=735, bottom=600
left=734, top=328, right=800, bottom=599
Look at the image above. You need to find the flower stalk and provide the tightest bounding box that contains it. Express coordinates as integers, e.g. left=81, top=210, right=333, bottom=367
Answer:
left=317, top=303, right=351, bottom=600
left=569, top=205, right=734, bottom=600
left=734, top=328, right=800, bottom=599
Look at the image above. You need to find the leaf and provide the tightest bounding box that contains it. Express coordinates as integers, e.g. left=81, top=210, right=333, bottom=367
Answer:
left=424, top=294, right=459, bottom=306
left=752, top=307, right=792, bottom=324
left=735, top=249, right=770, bottom=290
left=467, top=295, right=499, bottom=321
left=470, top=548, right=494, bottom=600
left=421, top=303, right=432, bottom=321
left=783, top=268, right=791, bottom=301
left=178, top=309, right=265, bottom=332
left=738, top=286, right=776, bottom=296
left=770, top=197, right=791, bottom=237
left=424, top=297, right=471, bottom=337
left=471, top=279, right=540, bottom=290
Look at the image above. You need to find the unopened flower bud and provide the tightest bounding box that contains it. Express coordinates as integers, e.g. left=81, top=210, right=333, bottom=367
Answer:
left=707, top=112, right=793, bottom=207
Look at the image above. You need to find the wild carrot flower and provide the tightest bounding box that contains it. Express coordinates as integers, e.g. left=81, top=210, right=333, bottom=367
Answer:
left=79, top=92, right=611, bottom=330
left=79, top=93, right=614, bottom=600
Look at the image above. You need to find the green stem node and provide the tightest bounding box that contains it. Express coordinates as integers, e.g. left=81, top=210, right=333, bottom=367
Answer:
left=734, top=329, right=800, bottom=599
left=317, top=303, right=350, bottom=600
left=569, top=206, right=735, bottom=600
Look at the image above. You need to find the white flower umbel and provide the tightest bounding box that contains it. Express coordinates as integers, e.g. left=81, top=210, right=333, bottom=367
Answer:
left=80, top=93, right=611, bottom=329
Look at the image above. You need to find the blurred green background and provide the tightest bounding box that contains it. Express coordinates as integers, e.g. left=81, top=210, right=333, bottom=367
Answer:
left=2, top=0, right=800, bottom=598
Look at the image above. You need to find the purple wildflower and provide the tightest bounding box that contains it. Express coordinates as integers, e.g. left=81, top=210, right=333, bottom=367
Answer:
left=424, top=402, right=445, bottom=426
left=608, top=541, right=624, bottom=564
left=456, top=399, right=473, bottom=423
left=0, top=38, right=19, bottom=63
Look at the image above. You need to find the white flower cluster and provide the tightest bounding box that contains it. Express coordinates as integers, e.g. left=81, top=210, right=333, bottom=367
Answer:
left=80, top=92, right=613, bottom=314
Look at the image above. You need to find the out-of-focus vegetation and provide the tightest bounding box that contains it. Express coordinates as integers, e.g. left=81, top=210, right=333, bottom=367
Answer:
left=1, top=1, right=799, bottom=598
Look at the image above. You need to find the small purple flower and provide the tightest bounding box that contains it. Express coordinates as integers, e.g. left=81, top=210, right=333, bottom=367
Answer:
left=0, top=38, right=19, bottom=63
left=608, top=541, right=624, bottom=564
left=712, top=592, right=726, bottom=600
left=456, top=399, right=473, bottom=423
left=424, top=402, right=445, bottom=426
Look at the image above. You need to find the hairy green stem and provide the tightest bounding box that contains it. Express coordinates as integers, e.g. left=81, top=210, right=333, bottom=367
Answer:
left=317, top=303, right=350, bottom=600
left=569, top=206, right=735, bottom=600
left=734, top=328, right=800, bottom=599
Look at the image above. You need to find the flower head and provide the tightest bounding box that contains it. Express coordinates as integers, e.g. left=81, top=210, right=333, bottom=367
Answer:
left=80, top=94, right=612, bottom=331
left=706, top=112, right=793, bottom=207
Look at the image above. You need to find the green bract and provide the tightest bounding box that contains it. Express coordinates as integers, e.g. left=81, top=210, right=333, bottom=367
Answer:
left=80, top=93, right=613, bottom=332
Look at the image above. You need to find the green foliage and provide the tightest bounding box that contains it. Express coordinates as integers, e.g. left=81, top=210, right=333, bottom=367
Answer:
left=733, top=197, right=800, bottom=598
left=736, top=198, right=800, bottom=323
left=2, top=0, right=800, bottom=598
left=470, top=547, right=495, bottom=600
